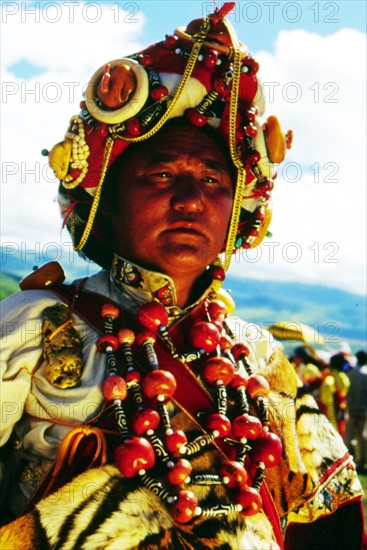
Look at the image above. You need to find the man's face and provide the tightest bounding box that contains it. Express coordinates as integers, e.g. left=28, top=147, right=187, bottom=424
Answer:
left=111, top=122, right=234, bottom=280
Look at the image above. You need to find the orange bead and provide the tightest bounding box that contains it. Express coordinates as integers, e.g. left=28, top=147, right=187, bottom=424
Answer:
left=132, top=408, right=160, bottom=435
left=250, top=431, right=282, bottom=468
left=165, top=430, right=187, bottom=453
left=118, top=328, right=135, bottom=345
left=234, top=486, right=262, bottom=516
left=232, top=413, right=262, bottom=440
left=102, top=375, right=127, bottom=402
left=202, top=356, right=235, bottom=386
left=231, top=343, right=250, bottom=361
left=114, top=437, right=155, bottom=478
left=167, top=459, right=192, bottom=486
left=220, top=460, right=248, bottom=489
left=135, top=329, right=156, bottom=347
left=137, top=302, right=168, bottom=332
left=141, top=370, right=177, bottom=400
left=247, top=375, right=270, bottom=398
left=101, top=303, right=120, bottom=320
left=230, top=372, right=248, bottom=389
left=206, top=413, right=231, bottom=437
left=171, top=490, right=198, bottom=523
left=96, top=334, right=119, bottom=352
left=189, top=322, right=220, bottom=353
left=208, top=299, right=227, bottom=322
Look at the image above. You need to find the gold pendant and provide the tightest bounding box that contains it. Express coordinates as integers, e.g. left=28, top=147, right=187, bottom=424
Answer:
left=42, top=304, right=83, bottom=389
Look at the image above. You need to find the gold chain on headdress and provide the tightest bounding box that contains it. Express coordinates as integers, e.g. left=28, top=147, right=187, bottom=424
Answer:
left=222, top=19, right=247, bottom=272
left=75, top=136, right=114, bottom=251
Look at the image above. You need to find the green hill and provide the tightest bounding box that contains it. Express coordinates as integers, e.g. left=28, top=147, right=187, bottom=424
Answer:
left=0, top=272, right=20, bottom=301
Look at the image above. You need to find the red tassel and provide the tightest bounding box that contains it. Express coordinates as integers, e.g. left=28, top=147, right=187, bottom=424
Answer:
left=211, top=2, right=236, bottom=24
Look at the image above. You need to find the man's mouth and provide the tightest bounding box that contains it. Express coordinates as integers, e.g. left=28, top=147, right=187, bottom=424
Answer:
left=165, top=222, right=205, bottom=237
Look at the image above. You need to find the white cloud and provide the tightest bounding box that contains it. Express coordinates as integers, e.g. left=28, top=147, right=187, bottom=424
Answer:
left=1, top=1, right=146, bottom=253
left=229, top=28, right=366, bottom=295
left=1, top=5, right=366, bottom=294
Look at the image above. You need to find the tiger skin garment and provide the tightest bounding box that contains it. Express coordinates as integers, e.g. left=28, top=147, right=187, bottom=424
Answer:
left=0, top=347, right=363, bottom=550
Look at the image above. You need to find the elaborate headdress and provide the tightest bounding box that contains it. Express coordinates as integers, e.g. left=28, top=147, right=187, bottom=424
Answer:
left=45, top=2, right=292, bottom=271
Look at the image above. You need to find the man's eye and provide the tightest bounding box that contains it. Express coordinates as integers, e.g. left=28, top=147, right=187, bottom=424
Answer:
left=151, top=172, right=171, bottom=179
left=201, top=175, right=220, bottom=184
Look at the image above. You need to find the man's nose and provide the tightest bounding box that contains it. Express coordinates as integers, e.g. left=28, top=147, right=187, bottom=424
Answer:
left=170, top=178, right=204, bottom=212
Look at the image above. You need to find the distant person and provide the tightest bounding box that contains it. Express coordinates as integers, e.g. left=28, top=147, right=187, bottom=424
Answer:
left=289, top=345, right=322, bottom=397
left=319, top=352, right=351, bottom=439
left=346, top=350, right=367, bottom=473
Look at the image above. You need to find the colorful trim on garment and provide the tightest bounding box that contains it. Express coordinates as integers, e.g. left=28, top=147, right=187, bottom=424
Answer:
left=284, top=453, right=363, bottom=527
left=111, top=254, right=176, bottom=306
left=110, top=254, right=213, bottom=320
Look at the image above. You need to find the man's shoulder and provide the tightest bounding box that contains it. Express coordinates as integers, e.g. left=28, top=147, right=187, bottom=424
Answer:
left=0, top=270, right=109, bottom=319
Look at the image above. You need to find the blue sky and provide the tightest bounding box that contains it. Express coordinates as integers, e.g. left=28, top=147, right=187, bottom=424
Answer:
left=1, top=1, right=366, bottom=294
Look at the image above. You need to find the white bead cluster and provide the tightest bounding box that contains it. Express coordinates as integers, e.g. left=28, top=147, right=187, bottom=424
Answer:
left=64, top=116, right=90, bottom=188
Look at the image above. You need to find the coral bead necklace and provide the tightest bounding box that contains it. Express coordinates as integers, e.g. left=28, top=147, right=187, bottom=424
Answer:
left=97, top=273, right=282, bottom=524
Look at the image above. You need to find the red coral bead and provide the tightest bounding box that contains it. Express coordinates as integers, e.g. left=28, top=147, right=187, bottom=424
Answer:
left=163, top=34, right=178, bottom=49
left=125, top=369, right=141, bottom=384
left=186, top=108, right=208, bottom=127
left=96, top=334, right=119, bottom=352
left=220, top=460, right=248, bottom=489
left=102, top=375, right=127, bottom=401
left=232, top=413, right=262, bottom=440
left=204, top=50, right=219, bottom=69
left=207, top=300, right=227, bottom=322
left=245, top=125, right=258, bottom=138
left=114, top=437, right=155, bottom=477
left=101, top=303, right=120, bottom=320
left=150, top=86, right=169, bottom=101
left=189, top=322, right=220, bottom=353
left=243, top=57, right=259, bottom=74
left=247, top=375, right=270, bottom=398
left=213, top=77, right=231, bottom=97
left=230, top=372, right=248, bottom=389
left=167, top=458, right=192, bottom=486
left=139, top=54, right=153, bottom=66
left=118, top=328, right=135, bottom=345
left=141, top=370, right=177, bottom=399
left=171, top=490, right=198, bottom=523
left=137, top=302, right=168, bottom=331
left=250, top=431, right=282, bottom=468
left=231, top=343, right=250, bottom=361
left=135, top=329, right=156, bottom=346
left=209, top=264, right=226, bottom=281
left=202, top=356, right=235, bottom=386
left=131, top=408, right=160, bottom=435
left=246, top=150, right=261, bottom=164
left=235, top=486, right=262, bottom=516
left=245, top=107, right=258, bottom=123
left=206, top=413, right=231, bottom=437
left=69, top=168, right=81, bottom=180
left=125, top=117, right=142, bottom=137
left=165, top=430, right=187, bottom=453
left=219, top=335, right=233, bottom=351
